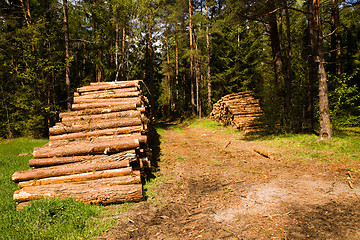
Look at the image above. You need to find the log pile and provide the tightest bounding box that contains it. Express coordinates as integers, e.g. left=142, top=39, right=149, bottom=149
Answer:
left=12, top=80, right=152, bottom=209
left=210, top=91, right=263, bottom=133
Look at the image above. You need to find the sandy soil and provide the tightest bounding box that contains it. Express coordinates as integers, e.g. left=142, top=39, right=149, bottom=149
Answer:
left=99, top=122, right=360, bottom=239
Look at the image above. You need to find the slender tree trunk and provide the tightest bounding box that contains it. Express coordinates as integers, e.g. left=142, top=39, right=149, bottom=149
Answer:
left=122, top=25, right=126, bottom=80
left=331, top=0, right=341, bottom=76
left=19, top=0, right=31, bottom=27
left=166, top=26, right=171, bottom=114
left=268, top=13, right=284, bottom=89
left=62, top=0, right=71, bottom=110
left=189, top=0, right=195, bottom=115
left=285, top=4, right=292, bottom=127
left=194, top=32, right=200, bottom=118
left=308, top=0, right=332, bottom=139
left=115, top=23, right=119, bottom=71
left=206, top=3, right=212, bottom=114
left=175, top=25, right=179, bottom=111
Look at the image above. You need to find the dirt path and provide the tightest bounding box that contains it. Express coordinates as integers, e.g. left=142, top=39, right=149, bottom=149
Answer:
left=99, top=122, right=360, bottom=239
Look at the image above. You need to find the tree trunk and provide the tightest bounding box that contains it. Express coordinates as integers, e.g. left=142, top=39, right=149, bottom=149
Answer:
left=205, top=2, right=212, bottom=114
left=166, top=26, right=171, bottom=114
left=194, top=32, right=200, bottom=118
left=189, top=0, right=195, bottom=115
left=122, top=25, right=126, bottom=79
left=308, top=0, right=332, bottom=139
left=331, top=0, right=341, bottom=76
left=115, top=23, right=119, bottom=70
left=285, top=4, right=292, bottom=126
left=268, top=12, right=285, bottom=89
left=62, top=0, right=71, bottom=110
left=175, top=24, right=179, bottom=111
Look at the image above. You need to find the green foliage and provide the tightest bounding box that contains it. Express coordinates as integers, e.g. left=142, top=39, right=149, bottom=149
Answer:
left=0, top=138, right=110, bottom=239
left=329, top=71, right=360, bottom=126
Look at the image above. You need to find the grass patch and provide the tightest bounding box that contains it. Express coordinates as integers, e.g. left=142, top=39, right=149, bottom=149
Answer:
left=0, top=138, right=110, bottom=239
left=155, top=126, right=166, bottom=136
left=187, top=118, right=241, bottom=135
left=169, top=125, right=183, bottom=132
left=257, top=131, right=360, bottom=164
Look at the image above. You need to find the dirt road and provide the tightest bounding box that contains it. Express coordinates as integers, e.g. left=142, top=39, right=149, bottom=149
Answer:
left=99, top=121, right=360, bottom=239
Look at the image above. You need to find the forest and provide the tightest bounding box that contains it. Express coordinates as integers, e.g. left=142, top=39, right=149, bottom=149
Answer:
left=0, top=0, right=359, bottom=138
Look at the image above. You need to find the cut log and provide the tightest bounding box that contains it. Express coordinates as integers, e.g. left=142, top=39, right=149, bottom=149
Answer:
left=59, top=103, right=137, bottom=118
left=71, top=99, right=142, bottom=110
left=74, top=87, right=139, bottom=97
left=18, top=167, right=134, bottom=188
left=13, top=152, right=136, bottom=182
left=89, top=80, right=140, bottom=86
left=32, top=137, right=140, bottom=158
left=60, top=110, right=141, bottom=123
left=137, top=107, right=146, bottom=113
left=49, top=125, right=143, bottom=141
left=77, top=81, right=139, bottom=93
left=14, top=181, right=143, bottom=204
left=49, top=118, right=142, bottom=135
left=73, top=92, right=140, bottom=103
left=29, top=155, right=104, bottom=168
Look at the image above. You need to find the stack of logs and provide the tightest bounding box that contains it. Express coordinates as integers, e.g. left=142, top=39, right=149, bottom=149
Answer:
left=210, top=91, right=263, bottom=134
left=12, top=80, right=152, bottom=209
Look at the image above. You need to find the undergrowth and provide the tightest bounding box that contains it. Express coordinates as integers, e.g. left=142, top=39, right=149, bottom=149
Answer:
left=0, top=138, right=110, bottom=239
left=256, top=128, right=360, bottom=164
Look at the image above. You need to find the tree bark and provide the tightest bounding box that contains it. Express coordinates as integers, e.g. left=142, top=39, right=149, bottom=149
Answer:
left=166, top=26, right=171, bottom=114
left=175, top=24, right=179, bottom=110
left=189, top=0, right=195, bottom=115
left=206, top=2, right=212, bottom=114
left=308, top=0, right=332, bottom=139
left=62, top=0, right=71, bottom=110
left=115, top=23, right=119, bottom=71
left=331, top=0, right=341, bottom=76
left=285, top=4, right=292, bottom=126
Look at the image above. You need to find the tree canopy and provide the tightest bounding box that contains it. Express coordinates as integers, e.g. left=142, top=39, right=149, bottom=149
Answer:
left=0, top=0, right=359, bottom=138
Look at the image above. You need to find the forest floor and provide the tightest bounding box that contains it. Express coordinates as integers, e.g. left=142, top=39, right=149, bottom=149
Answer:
left=98, top=120, right=360, bottom=240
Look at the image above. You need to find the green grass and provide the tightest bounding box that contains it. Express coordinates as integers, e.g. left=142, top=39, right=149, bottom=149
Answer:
left=0, top=138, right=110, bottom=239
left=187, top=118, right=241, bottom=135
left=169, top=125, right=183, bottom=132
left=155, top=126, right=166, bottom=136
left=257, top=130, right=360, bottom=164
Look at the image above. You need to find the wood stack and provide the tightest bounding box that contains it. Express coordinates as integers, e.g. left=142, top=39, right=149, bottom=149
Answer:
left=210, top=91, right=263, bottom=133
left=12, top=80, right=152, bottom=209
